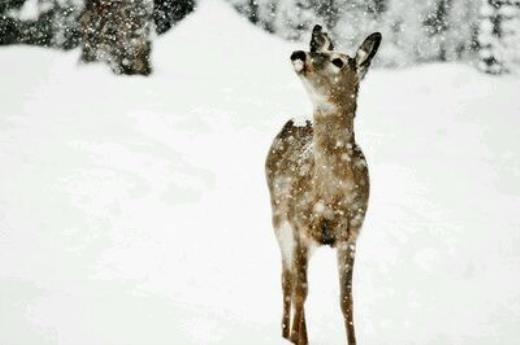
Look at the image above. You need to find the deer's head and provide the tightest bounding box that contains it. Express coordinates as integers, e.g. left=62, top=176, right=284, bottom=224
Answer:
left=291, top=25, right=382, bottom=108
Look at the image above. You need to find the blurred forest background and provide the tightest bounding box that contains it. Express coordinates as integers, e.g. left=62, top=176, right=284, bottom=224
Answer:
left=0, top=0, right=519, bottom=75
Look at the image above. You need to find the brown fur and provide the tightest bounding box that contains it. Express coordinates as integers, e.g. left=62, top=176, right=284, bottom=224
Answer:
left=265, top=25, right=381, bottom=345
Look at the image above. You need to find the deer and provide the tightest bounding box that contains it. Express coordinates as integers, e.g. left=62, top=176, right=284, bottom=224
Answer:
left=265, top=25, right=382, bottom=345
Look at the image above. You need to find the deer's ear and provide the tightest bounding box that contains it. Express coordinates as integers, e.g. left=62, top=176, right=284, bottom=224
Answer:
left=310, top=24, right=334, bottom=53
left=355, top=32, right=382, bottom=79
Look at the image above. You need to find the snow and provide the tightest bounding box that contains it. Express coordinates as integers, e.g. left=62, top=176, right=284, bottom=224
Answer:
left=1, top=0, right=520, bottom=344
left=17, top=0, right=39, bottom=21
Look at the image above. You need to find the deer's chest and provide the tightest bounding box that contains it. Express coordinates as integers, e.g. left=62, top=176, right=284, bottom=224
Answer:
left=293, top=157, right=369, bottom=245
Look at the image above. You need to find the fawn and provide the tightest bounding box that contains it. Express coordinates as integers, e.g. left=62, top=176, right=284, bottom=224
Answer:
left=265, top=25, right=381, bottom=345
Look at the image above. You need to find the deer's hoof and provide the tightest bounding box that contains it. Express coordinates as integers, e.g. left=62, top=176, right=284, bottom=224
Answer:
left=289, top=334, right=307, bottom=345
left=282, top=330, right=290, bottom=340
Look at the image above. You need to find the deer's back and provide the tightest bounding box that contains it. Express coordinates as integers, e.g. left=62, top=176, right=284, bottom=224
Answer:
left=265, top=119, right=314, bottom=230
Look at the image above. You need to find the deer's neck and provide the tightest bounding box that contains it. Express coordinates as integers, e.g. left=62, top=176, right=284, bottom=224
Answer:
left=312, top=98, right=357, bottom=180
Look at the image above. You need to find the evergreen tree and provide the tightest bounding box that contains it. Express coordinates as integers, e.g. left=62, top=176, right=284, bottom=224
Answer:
left=0, top=0, right=81, bottom=49
left=47, top=0, right=82, bottom=49
left=228, top=0, right=254, bottom=25
left=312, top=0, right=341, bottom=30
left=153, top=0, right=195, bottom=35
left=275, top=0, right=315, bottom=40
left=334, top=0, right=386, bottom=51
left=257, top=0, right=278, bottom=32
left=0, top=16, right=19, bottom=45
left=423, top=0, right=452, bottom=61
left=370, top=0, right=387, bottom=14
left=501, top=0, right=520, bottom=65
left=444, top=0, right=480, bottom=61
left=478, top=0, right=508, bottom=74
left=79, top=0, right=154, bottom=75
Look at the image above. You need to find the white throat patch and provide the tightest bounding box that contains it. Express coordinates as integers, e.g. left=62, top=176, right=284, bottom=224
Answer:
left=301, top=79, right=337, bottom=114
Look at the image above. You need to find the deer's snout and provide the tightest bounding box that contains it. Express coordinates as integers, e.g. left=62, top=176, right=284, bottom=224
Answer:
left=291, top=51, right=307, bottom=73
left=291, top=51, right=307, bottom=62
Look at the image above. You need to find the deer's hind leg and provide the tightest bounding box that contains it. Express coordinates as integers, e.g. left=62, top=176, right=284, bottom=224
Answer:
left=290, top=239, right=309, bottom=345
left=281, top=266, right=294, bottom=339
left=275, top=221, right=296, bottom=339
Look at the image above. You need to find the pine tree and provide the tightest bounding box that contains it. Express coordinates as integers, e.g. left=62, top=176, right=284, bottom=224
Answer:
left=153, top=0, right=195, bottom=35
left=478, top=0, right=509, bottom=74
left=370, top=0, right=387, bottom=14
left=48, top=0, right=82, bottom=49
left=79, top=0, right=154, bottom=75
left=228, top=0, right=257, bottom=26
left=423, top=0, right=452, bottom=61
left=275, top=0, right=315, bottom=40
left=0, top=16, right=19, bottom=45
left=1, top=0, right=82, bottom=49
left=257, top=0, right=278, bottom=32
left=334, top=0, right=384, bottom=51
left=444, top=0, right=480, bottom=61
left=501, top=0, right=520, bottom=66
left=312, top=0, right=341, bottom=30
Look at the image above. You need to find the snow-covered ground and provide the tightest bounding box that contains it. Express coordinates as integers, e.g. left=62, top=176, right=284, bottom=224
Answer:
left=1, top=1, right=520, bottom=344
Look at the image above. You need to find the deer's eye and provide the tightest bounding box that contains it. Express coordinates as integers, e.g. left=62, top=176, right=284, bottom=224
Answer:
left=331, top=58, right=344, bottom=68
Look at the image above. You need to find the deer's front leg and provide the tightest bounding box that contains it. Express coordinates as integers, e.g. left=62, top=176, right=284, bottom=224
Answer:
left=337, top=240, right=357, bottom=345
left=290, top=241, right=309, bottom=345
